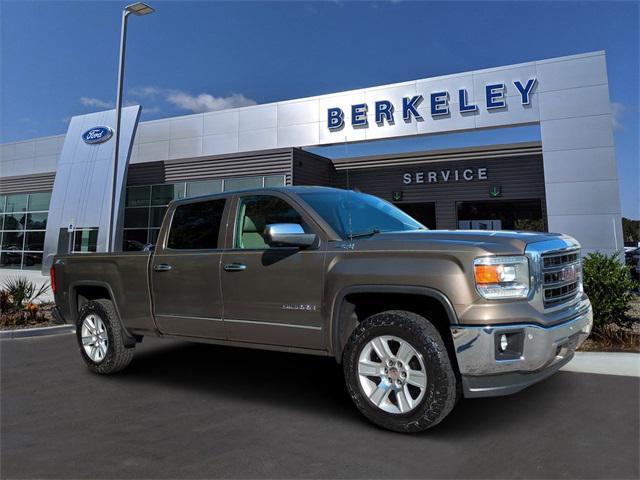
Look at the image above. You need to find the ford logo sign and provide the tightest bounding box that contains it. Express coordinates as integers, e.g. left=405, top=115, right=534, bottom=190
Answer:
left=82, top=126, right=113, bottom=144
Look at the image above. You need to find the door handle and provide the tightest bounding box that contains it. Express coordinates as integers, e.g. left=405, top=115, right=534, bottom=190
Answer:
left=224, top=263, right=247, bottom=272
left=153, top=263, right=172, bottom=272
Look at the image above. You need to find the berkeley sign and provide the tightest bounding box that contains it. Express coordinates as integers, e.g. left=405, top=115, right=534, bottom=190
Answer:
left=327, top=78, right=537, bottom=130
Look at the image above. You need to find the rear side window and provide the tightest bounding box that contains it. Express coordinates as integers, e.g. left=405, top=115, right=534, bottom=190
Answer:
left=167, top=199, right=226, bottom=250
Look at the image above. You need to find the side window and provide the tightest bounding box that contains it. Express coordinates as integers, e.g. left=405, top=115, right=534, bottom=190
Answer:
left=235, top=196, right=308, bottom=249
left=167, top=199, right=226, bottom=250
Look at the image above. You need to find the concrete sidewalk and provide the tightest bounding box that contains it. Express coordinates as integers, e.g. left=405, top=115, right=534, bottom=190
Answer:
left=562, top=351, right=640, bottom=377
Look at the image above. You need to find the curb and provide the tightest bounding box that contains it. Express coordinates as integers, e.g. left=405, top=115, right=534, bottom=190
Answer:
left=562, top=351, right=640, bottom=377
left=0, top=324, right=75, bottom=339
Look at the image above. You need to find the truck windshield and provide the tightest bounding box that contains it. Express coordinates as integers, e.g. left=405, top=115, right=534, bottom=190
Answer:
left=298, top=190, right=425, bottom=240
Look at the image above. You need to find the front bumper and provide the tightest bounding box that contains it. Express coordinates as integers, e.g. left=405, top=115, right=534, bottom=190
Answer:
left=451, top=298, right=593, bottom=398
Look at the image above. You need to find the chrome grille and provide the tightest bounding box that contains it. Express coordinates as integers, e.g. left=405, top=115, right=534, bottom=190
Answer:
left=541, top=249, right=581, bottom=308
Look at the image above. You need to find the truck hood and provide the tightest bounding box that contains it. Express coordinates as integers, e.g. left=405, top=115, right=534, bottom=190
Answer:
left=355, top=229, right=571, bottom=255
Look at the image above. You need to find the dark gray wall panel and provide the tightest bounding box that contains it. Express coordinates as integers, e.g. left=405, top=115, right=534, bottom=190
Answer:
left=0, top=173, right=56, bottom=194
left=126, top=162, right=166, bottom=186
left=292, top=149, right=336, bottom=186
left=332, top=151, right=546, bottom=230
left=127, top=149, right=295, bottom=186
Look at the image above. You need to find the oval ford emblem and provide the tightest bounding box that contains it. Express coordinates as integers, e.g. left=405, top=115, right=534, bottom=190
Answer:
left=82, top=126, right=113, bottom=144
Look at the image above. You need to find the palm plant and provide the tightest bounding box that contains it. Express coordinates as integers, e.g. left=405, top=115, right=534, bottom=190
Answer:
left=1, top=277, right=50, bottom=312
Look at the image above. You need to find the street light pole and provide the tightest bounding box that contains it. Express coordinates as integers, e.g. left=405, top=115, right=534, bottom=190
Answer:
left=108, top=2, right=154, bottom=252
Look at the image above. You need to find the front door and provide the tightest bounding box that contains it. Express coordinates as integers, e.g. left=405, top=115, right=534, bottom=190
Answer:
left=220, top=194, right=326, bottom=350
left=151, top=197, right=228, bottom=339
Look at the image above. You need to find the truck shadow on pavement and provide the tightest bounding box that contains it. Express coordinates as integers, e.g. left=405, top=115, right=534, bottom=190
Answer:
left=116, top=339, right=597, bottom=435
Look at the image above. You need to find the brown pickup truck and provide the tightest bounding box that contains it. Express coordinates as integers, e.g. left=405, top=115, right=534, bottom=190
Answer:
left=51, top=186, right=593, bottom=432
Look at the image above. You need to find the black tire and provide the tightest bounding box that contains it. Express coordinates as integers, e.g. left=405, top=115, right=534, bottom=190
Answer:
left=343, top=310, right=458, bottom=433
left=76, top=299, right=134, bottom=374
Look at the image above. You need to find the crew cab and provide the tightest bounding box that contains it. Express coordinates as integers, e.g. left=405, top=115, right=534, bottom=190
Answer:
left=51, top=186, right=593, bottom=432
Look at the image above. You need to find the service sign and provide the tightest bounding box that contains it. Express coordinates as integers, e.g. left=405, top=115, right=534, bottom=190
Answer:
left=327, top=79, right=537, bottom=130
left=82, top=126, right=113, bottom=145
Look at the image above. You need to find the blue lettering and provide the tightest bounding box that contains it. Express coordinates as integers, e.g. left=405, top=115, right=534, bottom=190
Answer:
left=458, top=89, right=478, bottom=112
left=486, top=83, right=506, bottom=109
left=430, top=91, right=449, bottom=117
left=402, top=95, right=423, bottom=121
left=375, top=100, right=394, bottom=125
left=514, top=78, right=537, bottom=105
left=327, top=107, right=344, bottom=130
left=351, top=103, right=368, bottom=127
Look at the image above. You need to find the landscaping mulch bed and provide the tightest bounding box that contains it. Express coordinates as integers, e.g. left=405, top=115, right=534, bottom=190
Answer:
left=0, top=303, right=62, bottom=331
left=578, top=294, right=640, bottom=353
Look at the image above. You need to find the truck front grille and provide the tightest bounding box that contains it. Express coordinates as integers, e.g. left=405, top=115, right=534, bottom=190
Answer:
left=541, top=249, right=581, bottom=308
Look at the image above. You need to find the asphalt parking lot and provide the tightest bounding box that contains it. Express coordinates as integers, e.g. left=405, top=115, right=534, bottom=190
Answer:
left=2, top=334, right=638, bottom=479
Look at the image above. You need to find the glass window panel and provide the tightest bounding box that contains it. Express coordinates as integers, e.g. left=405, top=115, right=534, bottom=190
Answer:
left=187, top=180, right=223, bottom=198
left=148, top=229, right=160, bottom=246
left=5, top=194, right=28, bottom=213
left=2, top=213, right=25, bottom=231
left=224, top=177, right=263, bottom=192
left=22, top=252, right=43, bottom=270
left=124, top=208, right=149, bottom=228
left=167, top=199, right=226, bottom=250
left=0, top=251, right=22, bottom=268
left=235, top=196, right=308, bottom=249
left=126, top=186, right=151, bottom=207
left=123, top=229, right=148, bottom=251
left=264, top=175, right=286, bottom=188
left=152, top=183, right=185, bottom=206
left=27, top=212, right=48, bottom=230
left=25, top=231, right=45, bottom=251
left=1, top=231, right=25, bottom=250
left=149, top=207, right=167, bottom=228
left=0, top=196, right=6, bottom=214
left=28, top=192, right=51, bottom=211
left=73, top=229, right=98, bottom=253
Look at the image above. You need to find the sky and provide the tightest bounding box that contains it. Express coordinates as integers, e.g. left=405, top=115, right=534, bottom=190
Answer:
left=1, top=0, right=638, bottom=218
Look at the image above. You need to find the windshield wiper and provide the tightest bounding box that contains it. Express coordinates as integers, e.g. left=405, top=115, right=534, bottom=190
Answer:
left=348, top=228, right=381, bottom=239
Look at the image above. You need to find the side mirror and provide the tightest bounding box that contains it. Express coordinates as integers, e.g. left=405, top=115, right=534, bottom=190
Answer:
left=264, top=223, right=316, bottom=248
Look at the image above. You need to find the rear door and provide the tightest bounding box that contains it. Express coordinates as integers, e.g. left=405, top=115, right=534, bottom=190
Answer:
left=151, top=197, right=229, bottom=338
left=220, top=193, right=326, bottom=350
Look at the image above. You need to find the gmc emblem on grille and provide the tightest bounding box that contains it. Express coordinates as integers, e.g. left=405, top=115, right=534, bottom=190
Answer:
left=559, top=265, right=577, bottom=282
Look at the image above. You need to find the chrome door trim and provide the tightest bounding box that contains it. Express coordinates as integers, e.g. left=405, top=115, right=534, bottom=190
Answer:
left=156, top=313, right=223, bottom=322
left=224, top=318, right=322, bottom=331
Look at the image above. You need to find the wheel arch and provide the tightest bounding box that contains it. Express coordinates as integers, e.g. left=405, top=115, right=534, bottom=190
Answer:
left=71, top=281, right=139, bottom=347
left=330, top=285, right=459, bottom=364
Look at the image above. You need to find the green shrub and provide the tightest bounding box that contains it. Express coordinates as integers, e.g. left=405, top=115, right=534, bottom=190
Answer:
left=1, top=277, right=50, bottom=312
left=582, top=251, right=637, bottom=329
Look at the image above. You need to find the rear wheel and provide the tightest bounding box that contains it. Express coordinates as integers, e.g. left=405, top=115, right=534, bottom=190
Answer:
left=76, top=299, right=134, bottom=374
left=343, top=310, right=458, bottom=432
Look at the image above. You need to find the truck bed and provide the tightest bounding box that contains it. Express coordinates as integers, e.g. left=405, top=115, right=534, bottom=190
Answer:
left=54, top=251, right=157, bottom=335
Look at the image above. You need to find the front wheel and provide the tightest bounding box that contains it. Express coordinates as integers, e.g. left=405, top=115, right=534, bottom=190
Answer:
left=76, top=299, right=134, bottom=374
left=343, top=310, right=458, bottom=433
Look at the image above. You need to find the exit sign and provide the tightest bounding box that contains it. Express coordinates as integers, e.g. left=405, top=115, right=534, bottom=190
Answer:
left=489, top=185, right=502, bottom=198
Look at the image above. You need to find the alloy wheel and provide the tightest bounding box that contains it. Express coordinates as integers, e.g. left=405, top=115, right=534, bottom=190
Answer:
left=81, top=314, right=108, bottom=363
left=357, top=335, right=427, bottom=414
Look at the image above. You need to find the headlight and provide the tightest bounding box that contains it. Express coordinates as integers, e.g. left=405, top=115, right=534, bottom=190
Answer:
left=474, top=255, right=530, bottom=299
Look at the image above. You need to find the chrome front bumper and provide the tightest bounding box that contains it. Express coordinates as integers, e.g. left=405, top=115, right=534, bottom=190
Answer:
left=451, top=299, right=593, bottom=398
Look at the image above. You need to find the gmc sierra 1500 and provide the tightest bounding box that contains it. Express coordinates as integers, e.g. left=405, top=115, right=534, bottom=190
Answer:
left=51, top=186, right=592, bottom=432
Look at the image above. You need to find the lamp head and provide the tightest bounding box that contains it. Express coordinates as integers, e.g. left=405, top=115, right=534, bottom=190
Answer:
left=125, top=2, right=154, bottom=16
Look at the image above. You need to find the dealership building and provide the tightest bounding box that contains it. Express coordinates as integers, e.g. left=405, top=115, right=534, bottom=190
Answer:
left=0, top=50, right=624, bottom=285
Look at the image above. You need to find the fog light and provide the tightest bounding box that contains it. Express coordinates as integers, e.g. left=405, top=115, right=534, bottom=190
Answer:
left=494, top=330, right=525, bottom=361
left=500, top=334, right=508, bottom=351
